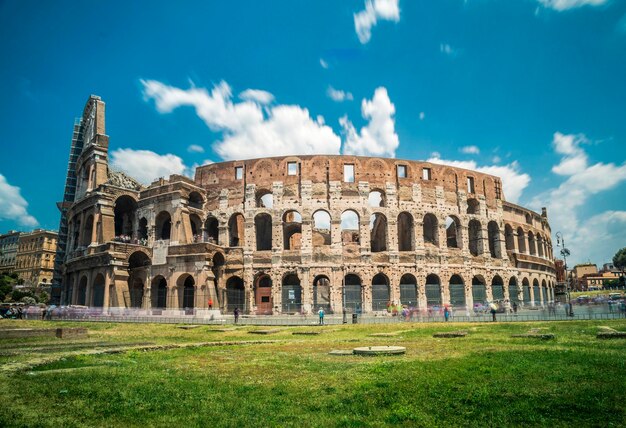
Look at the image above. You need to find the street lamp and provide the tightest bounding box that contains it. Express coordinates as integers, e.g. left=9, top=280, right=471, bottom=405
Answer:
left=556, top=232, right=573, bottom=316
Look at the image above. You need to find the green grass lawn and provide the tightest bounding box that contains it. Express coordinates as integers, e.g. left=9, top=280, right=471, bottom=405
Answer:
left=1, top=319, right=625, bottom=427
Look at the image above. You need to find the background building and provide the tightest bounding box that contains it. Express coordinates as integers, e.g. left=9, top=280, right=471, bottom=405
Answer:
left=0, top=230, right=21, bottom=274
left=14, top=229, right=58, bottom=287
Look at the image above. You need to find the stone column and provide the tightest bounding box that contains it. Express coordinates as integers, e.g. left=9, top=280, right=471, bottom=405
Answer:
left=103, top=270, right=111, bottom=311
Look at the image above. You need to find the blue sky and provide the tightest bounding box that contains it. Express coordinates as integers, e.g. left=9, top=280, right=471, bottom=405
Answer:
left=0, top=0, right=625, bottom=265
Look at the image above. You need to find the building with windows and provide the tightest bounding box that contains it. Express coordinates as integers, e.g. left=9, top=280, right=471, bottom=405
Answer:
left=0, top=230, right=21, bottom=274
left=14, top=229, right=58, bottom=287
left=58, top=96, right=557, bottom=314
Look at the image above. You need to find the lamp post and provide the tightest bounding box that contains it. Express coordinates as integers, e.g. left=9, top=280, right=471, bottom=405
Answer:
left=556, top=232, right=573, bottom=316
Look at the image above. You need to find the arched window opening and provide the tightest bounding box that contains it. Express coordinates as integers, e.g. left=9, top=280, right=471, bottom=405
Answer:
left=467, top=198, right=480, bottom=215
left=189, top=214, right=202, bottom=243
left=368, top=190, right=385, bottom=207
left=397, top=212, right=414, bottom=252
left=92, top=274, right=105, bottom=308
left=423, top=213, right=439, bottom=247
left=188, top=191, right=204, bottom=210
left=537, top=235, right=544, bottom=258
left=255, top=213, right=272, bottom=251
left=522, top=278, right=531, bottom=304
left=228, top=213, right=245, bottom=247
left=283, top=211, right=302, bottom=250
left=151, top=276, right=167, bottom=310
left=472, top=276, right=487, bottom=308
left=525, top=213, right=532, bottom=225
left=204, top=217, right=219, bottom=244
left=449, top=274, right=465, bottom=308
left=445, top=216, right=461, bottom=248
left=504, top=224, right=515, bottom=251
left=257, top=190, right=274, bottom=208
left=425, top=274, right=441, bottom=308
left=255, top=274, right=273, bottom=315
left=225, top=276, right=245, bottom=313
left=282, top=274, right=302, bottom=313
left=138, top=217, right=148, bottom=242
left=82, top=215, right=94, bottom=247
left=528, top=231, right=536, bottom=256
left=468, top=219, right=482, bottom=256
left=313, top=276, right=331, bottom=312
left=517, top=227, right=526, bottom=253
left=491, top=275, right=504, bottom=301
left=343, top=274, right=362, bottom=313
left=400, top=274, right=418, bottom=307
left=155, top=211, right=171, bottom=240
left=508, top=277, right=519, bottom=304
left=370, top=213, right=388, bottom=252
left=341, top=210, right=360, bottom=245
left=114, top=195, right=138, bottom=239
left=533, top=278, right=540, bottom=306
left=178, top=275, right=195, bottom=311
left=77, top=276, right=88, bottom=305
left=371, top=273, right=390, bottom=311
left=488, top=221, right=501, bottom=258
left=312, top=211, right=331, bottom=247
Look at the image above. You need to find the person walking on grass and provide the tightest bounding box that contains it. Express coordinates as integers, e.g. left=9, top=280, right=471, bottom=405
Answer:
left=318, top=307, right=325, bottom=325
left=490, top=302, right=498, bottom=322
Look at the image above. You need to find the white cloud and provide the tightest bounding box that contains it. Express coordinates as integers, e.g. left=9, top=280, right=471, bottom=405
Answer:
left=537, top=0, right=609, bottom=11
left=354, top=0, right=400, bottom=44
left=419, top=112, right=425, bottom=120
left=142, top=79, right=342, bottom=160
left=440, top=43, right=458, bottom=57
left=187, top=144, right=204, bottom=153
left=341, top=87, right=399, bottom=158
left=567, top=210, right=626, bottom=265
left=239, top=89, right=274, bottom=105
left=110, top=148, right=188, bottom=184
left=0, top=174, right=39, bottom=227
left=492, top=155, right=501, bottom=163
left=530, top=132, right=626, bottom=264
left=327, top=86, right=354, bottom=102
left=460, top=145, right=480, bottom=155
left=320, top=58, right=329, bottom=69
left=427, top=156, right=531, bottom=203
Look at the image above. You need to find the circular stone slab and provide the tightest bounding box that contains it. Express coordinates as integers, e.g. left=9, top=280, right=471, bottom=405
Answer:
left=353, top=346, right=406, bottom=356
left=328, top=350, right=354, bottom=356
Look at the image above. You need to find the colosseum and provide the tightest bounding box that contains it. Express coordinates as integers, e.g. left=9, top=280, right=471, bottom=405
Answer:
left=55, top=95, right=557, bottom=316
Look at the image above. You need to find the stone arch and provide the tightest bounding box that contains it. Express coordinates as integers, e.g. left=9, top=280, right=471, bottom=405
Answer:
left=397, top=212, right=415, bottom=251
left=283, top=210, right=302, bottom=250
left=504, top=224, right=515, bottom=251
left=189, top=213, right=202, bottom=242
left=77, top=275, right=88, bottom=305
left=517, top=227, right=526, bottom=253
left=472, top=275, right=487, bottom=307
left=425, top=274, right=441, bottom=307
left=370, top=213, right=388, bottom=252
left=282, top=273, right=302, bottom=313
left=255, top=213, right=272, bottom=251
left=228, top=213, right=245, bottom=247
left=256, top=189, right=273, bottom=208
left=400, top=274, right=418, bottom=307
left=341, top=210, right=360, bottom=245
left=343, top=273, right=362, bottom=313
left=177, top=274, right=195, bottom=310
left=114, top=195, right=137, bottom=238
left=532, top=278, right=540, bottom=306
left=368, top=189, right=385, bottom=207
left=528, top=231, right=536, bottom=256
left=313, top=275, right=331, bottom=312
left=155, top=211, right=172, bottom=240
left=468, top=219, right=482, bottom=256
left=449, top=274, right=465, bottom=308
left=204, top=216, right=219, bottom=244
left=138, top=217, right=148, bottom=241
left=92, top=273, right=105, bottom=308
left=445, top=215, right=462, bottom=248
left=537, top=234, right=545, bottom=258
left=371, top=273, right=390, bottom=311
left=188, top=191, right=204, bottom=209
left=151, top=275, right=167, bottom=309
left=81, top=215, right=94, bottom=246
left=225, top=276, right=245, bottom=313
left=488, top=221, right=501, bottom=258
left=254, top=273, right=273, bottom=315
left=423, top=213, right=439, bottom=247
left=508, top=276, right=519, bottom=304
left=467, top=198, right=480, bottom=215
left=522, top=277, right=531, bottom=304
left=491, top=275, right=504, bottom=301
left=312, top=210, right=331, bottom=246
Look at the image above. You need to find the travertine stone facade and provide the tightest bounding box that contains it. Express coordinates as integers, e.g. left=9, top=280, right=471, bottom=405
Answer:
left=0, top=230, right=21, bottom=274
left=60, top=96, right=557, bottom=315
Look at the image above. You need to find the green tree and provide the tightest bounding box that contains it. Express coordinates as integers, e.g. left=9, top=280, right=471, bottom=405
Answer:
left=614, top=247, right=626, bottom=274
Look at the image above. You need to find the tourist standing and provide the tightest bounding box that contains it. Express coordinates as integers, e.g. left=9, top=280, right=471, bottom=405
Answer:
left=233, top=307, right=239, bottom=324
left=512, top=302, right=518, bottom=314
left=208, top=298, right=213, bottom=310
left=444, top=306, right=450, bottom=322
left=318, top=307, right=325, bottom=325
left=490, top=303, right=497, bottom=322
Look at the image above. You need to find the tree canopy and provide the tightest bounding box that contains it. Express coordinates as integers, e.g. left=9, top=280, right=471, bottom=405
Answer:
left=613, top=247, right=626, bottom=273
